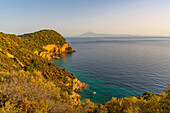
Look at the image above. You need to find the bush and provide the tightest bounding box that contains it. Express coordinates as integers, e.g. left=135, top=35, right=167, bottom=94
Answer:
left=0, top=71, right=72, bottom=112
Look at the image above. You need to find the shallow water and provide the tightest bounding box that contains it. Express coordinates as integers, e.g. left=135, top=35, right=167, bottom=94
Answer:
left=53, top=37, right=170, bottom=104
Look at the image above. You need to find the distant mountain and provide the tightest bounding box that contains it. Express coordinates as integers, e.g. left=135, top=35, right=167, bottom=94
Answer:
left=78, top=31, right=139, bottom=37
left=77, top=32, right=170, bottom=37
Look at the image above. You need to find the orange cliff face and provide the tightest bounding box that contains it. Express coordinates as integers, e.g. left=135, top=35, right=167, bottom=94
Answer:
left=34, top=43, right=76, bottom=60
left=67, top=77, right=87, bottom=105
left=59, top=43, right=76, bottom=53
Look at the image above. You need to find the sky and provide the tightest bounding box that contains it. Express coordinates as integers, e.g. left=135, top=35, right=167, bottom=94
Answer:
left=0, top=0, right=170, bottom=36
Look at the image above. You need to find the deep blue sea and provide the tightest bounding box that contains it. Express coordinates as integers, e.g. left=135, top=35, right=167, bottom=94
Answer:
left=53, top=37, right=170, bottom=104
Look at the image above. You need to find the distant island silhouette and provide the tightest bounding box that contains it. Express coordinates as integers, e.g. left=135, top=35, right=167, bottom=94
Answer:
left=77, top=31, right=169, bottom=37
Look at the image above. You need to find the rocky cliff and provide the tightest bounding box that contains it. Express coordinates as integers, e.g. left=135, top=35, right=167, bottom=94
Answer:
left=35, top=43, right=75, bottom=60
left=69, top=78, right=87, bottom=105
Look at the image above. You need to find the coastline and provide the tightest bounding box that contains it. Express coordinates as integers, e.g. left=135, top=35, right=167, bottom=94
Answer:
left=39, top=45, right=88, bottom=105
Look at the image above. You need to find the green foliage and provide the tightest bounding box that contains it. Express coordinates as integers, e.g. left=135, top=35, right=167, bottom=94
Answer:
left=19, top=29, right=67, bottom=47
left=104, top=86, right=170, bottom=113
left=0, top=30, right=77, bottom=93
left=143, top=91, right=153, bottom=100
left=63, top=68, right=66, bottom=71
left=0, top=71, right=72, bottom=112
left=24, top=64, right=34, bottom=72
left=164, top=84, right=170, bottom=99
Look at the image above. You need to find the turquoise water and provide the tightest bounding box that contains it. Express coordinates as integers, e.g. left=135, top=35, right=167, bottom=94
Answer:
left=53, top=37, right=170, bottom=104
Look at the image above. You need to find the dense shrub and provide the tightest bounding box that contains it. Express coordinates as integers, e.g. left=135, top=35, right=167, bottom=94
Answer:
left=20, top=29, right=67, bottom=47
left=0, top=71, right=72, bottom=112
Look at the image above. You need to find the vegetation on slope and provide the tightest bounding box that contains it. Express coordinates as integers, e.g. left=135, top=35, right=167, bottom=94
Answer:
left=0, top=30, right=169, bottom=113
left=0, top=31, right=76, bottom=86
left=104, top=86, right=170, bottom=113
left=19, top=29, right=67, bottom=48
left=0, top=71, right=72, bottom=112
left=0, top=30, right=83, bottom=106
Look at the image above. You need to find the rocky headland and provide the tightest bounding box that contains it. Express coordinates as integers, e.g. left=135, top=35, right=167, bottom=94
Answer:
left=0, top=29, right=86, bottom=106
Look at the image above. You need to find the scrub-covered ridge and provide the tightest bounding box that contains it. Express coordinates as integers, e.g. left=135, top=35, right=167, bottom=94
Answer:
left=0, top=30, right=86, bottom=108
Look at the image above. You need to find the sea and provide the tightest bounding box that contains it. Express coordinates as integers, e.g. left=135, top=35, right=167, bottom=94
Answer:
left=53, top=37, right=170, bottom=104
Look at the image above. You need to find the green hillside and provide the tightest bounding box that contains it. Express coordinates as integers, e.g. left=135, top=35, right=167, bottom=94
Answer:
left=0, top=30, right=75, bottom=82
left=19, top=29, right=67, bottom=49
left=0, top=30, right=169, bottom=113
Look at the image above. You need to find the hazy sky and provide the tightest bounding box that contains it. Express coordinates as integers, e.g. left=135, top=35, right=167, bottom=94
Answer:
left=1, top=0, right=170, bottom=36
